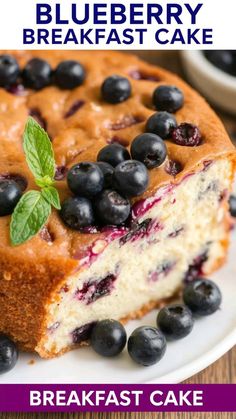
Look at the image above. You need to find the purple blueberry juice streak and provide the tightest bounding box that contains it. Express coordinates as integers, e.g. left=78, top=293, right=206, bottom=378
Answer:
left=100, top=225, right=129, bottom=239
left=64, top=100, right=85, bottom=118
left=48, top=322, right=60, bottom=334
left=202, top=160, right=213, bottom=171
left=168, top=226, right=184, bottom=238
left=72, top=322, right=96, bottom=344
left=76, top=273, right=117, bottom=305
left=148, top=261, right=176, bottom=282
left=7, top=84, right=26, bottom=96
left=119, top=218, right=162, bottom=246
left=107, top=115, right=144, bottom=131
left=131, top=184, right=174, bottom=219
left=54, top=166, right=68, bottom=181
left=39, top=226, right=54, bottom=243
left=129, top=70, right=160, bottom=82
left=77, top=227, right=128, bottom=266
left=184, top=250, right=209, bottom=282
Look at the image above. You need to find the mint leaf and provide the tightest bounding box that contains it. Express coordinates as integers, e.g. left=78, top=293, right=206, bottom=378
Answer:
left=23, top=117, right=55, bottom=180
left=36, top=175, right=54, bottom=188
left=10, top=191, right=51, bottom=246
left=42, top=186, right=61, bottom=210
left=9, top=117, right=62, bottom=246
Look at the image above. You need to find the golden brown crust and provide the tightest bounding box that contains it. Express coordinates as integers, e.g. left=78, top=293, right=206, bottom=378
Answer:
left=0, top=51, right=234, bottom=357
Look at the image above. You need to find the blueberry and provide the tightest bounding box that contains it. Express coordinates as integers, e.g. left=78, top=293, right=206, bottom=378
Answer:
left=0, top=180, right=22, bottom=216
left=95, top=162, right=114, bottom=188
left=229, top=194, right=236, bottom=217
left=113, top=160, right=149, bottom=197
left=97, top=144, right=130, bottom=167
left=67, top=162, right=104, bottom=197
left=172, top=123, right=202, bottom=147
left=165, top=159, right=182, bottom=176
left=0, top=55, right=20, bottom=87
left=22, top=58, right=52, bottom=90
left=101, top=75, right=131, bottom=104
left=0, top=334, right=18, bottom=374
left=90, top=319, right=127, bottom=357
left=183, top=278, right=222, bottom=316
left=72, top=322, right=96, bottom=344
left=128, top=326, right=166, bottom=366
left=153, top=85, right=184, bottom=113
left=54, top=60, right=85, bottom=89
left=157, top=304, right=194, bottom=340
left=204, top=51, right=236, bottom=76
left=130, top=133, right=167, bottom=169
left=146, top=112, right=177, bottom=139
left=0, top=174, right=27, bottom=192
left=60, top=197, right=95, bottom=230
left=94, top=189, right=130, bottom=225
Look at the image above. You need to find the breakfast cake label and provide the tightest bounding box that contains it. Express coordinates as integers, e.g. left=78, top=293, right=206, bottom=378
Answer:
left=0, top=0, right=235, bottom=416
left=0, top=0, right=234, bottom=49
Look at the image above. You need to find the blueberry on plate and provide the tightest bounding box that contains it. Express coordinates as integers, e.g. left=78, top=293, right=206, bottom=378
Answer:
left=97, top=144, right=130, bottom=167
left=157, top=304, right=194, bottom=340
left=54, top=60, right=86, bottom=89
left=146, top=111, right=177, bottom=139
left=0, top=180, right=22, bottom=216
left=183, top=278, right=222, bottom=316
left=113, top=160, right=149, bottom=197
left=0, top=55, right=20, bottom=87
left=101, top=75, right=131, bottom=104
left=67, top=162, right=104, bottom=198
left=60, top=196, right=95, bottom=230
left=130, top=133, right=167, bottom=169
left=90, top=319, right=127, bottom=357
left=94, top=189, right=130, bottom=225
left=229, top=194, right=236, bottom=217
left=95, top=162, right=114, bottom=189
left=22, top=58, right=52, bottom=90
left=0, top=334, right=18, bottom=374
left=153, top=85, right=184, bottom=113
left=128, top=326, right=166, bottom=366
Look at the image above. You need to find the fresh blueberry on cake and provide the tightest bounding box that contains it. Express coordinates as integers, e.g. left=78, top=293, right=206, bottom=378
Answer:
left=22, top=58, right=52, bottom=90
left=0, top=50, right=235, bottom=359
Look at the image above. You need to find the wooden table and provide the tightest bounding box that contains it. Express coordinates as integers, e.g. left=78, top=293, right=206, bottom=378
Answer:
left=0, top=51, right=235, bottom=419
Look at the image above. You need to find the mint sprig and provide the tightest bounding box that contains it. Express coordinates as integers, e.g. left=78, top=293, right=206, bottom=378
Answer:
left=10, top=117, right=61, bottom=246
left=10, top=191, right=51, bottom=246
left=41, top=186, right=61, bottom=210
left=23, top=117, right=55, bottom=181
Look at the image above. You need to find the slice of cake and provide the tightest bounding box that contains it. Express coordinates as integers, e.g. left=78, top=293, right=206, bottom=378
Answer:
left=0, top=51, right=235, bottom=358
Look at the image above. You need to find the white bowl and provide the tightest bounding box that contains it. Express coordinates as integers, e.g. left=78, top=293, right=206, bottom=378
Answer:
left=181, top=51, right=236, bottom=115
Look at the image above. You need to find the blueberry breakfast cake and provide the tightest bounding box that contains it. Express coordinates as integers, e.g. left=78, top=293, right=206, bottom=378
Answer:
left=0, top=50, right=235, bottom=358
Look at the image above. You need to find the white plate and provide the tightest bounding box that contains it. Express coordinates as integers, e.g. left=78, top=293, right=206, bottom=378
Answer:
left=1, top=227, right=235, bottom=384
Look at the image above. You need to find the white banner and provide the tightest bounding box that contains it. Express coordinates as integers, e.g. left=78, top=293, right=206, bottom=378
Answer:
left=0, top=0, right=235, bottom=49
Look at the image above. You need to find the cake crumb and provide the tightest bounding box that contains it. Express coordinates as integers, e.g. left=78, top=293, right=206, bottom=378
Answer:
left=28, top=359, right=35, bottom=365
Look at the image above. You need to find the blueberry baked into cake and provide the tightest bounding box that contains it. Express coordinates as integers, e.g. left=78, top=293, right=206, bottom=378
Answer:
left=0, top=50, right=235, bottom=359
